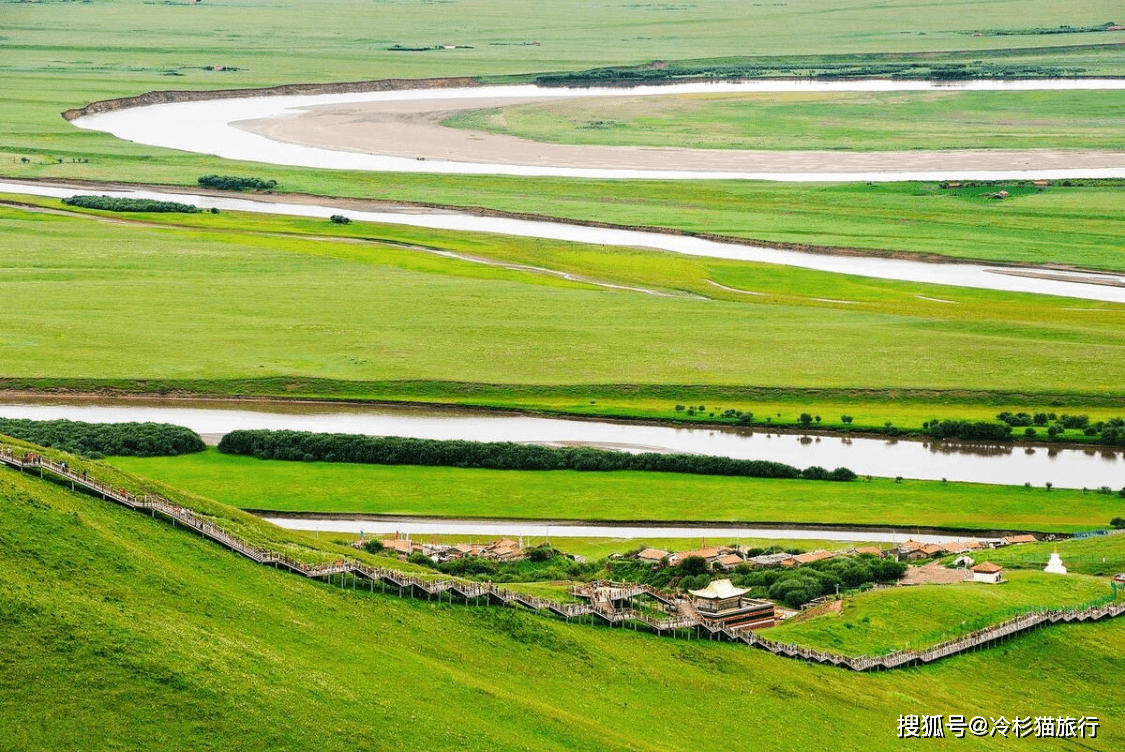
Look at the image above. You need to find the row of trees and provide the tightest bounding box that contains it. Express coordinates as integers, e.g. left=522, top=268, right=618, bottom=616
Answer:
left=62, top=195, right=200, bottom=213
left=0, top=418, right=205, bottom=458
left=217, top=429, right=857, bottom=481
left=535, top=61, right=1078, bottom=87
left=197, top=175, right=277, bottom=191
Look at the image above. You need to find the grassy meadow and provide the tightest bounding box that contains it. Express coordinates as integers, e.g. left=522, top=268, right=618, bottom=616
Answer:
left=963, top=532, right=1125, bottom=576
left=446, top=89, right=1125, bottom=151
left=2, top=202, right=1124, bottom=403
left=4, top=0, right=1125, bottom=748
left=3, top=459, right=1125, bottom=750
left=2, top=0, right=1125, bottom=274
left=106, top=450, right=1125, bottom=532
left=765, top=570, right=1119, bottom=655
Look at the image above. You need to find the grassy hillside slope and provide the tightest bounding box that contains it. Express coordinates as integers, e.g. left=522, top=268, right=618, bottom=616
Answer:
left=2, top=465, right=1125, bottom=750
left=110, top=450, right=1125, bottom=532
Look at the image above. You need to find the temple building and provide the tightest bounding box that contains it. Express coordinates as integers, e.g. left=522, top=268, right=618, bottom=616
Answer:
left=688, top=579, right=775, bottom=629
left=972, top=562, right=1004, bottom=584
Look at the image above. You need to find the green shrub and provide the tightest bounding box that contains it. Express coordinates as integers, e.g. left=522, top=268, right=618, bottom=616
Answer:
left=0, top=418, right=204, bottom=457
left=62, top=195, right=199, bottom=213
left=197, top=175, right=278, bottom=191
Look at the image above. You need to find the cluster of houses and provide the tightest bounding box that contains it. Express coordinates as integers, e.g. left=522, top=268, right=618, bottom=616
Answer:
left=631, top=534, right=1042, bottom=571
left=360, top=536, right=532, bottom=564
left=893, top=534, right=1037, bottom=562
left=632, top=544, right=860, bottom=571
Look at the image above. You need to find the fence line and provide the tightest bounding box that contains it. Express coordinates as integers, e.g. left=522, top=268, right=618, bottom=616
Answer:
left=3, top=444, right=1122, bottom=672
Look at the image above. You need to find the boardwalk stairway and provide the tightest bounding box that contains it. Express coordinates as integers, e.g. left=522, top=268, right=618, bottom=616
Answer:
left=3, top=444, right=1122, bottom=672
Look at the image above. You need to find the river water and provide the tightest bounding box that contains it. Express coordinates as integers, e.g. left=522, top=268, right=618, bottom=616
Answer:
left=261, top=515, right=994, bottom=544
left=4, top=180, right=1124, bottom=302
left=69, top=79, right=1125, bottom=181
left=0, top=397, right=1120, bottom=490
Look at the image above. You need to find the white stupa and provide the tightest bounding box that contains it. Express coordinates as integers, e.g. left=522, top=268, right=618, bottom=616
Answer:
left=1044, top=552, right=1068, bottom=575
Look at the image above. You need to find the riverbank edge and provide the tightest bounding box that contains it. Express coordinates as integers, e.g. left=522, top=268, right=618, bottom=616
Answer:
left=9, top=171, right=1125, bottom=275
left=2, top=383, right=1121, bottom=453
left=249, top=510, right=1054, bottom=539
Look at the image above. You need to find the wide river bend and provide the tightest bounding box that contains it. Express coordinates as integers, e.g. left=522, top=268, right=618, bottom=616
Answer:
left=1, top=398, right=1120, bottom=490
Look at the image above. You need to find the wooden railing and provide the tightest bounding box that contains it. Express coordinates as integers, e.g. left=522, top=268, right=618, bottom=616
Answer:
left=3, top=444, right=1122, bottom=672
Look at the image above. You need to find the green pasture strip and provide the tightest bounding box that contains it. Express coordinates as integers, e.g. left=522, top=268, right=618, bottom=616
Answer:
left=2, top=203, right=1123, bottom=398
left=0, top=434, right=420, bottom=571
left=962, top=532, right=1125, bottom=576
left=446, top=89, right=1125, bottom=151
left=4, top=466, right=1125, bottom=750
left=4, top=0, right=1123, bottom=92
left=107, top=450, right=1124, bottom=532
left=6, top=162, right=1125, bottom=271
left=764, top=570, right=1117, bottom=656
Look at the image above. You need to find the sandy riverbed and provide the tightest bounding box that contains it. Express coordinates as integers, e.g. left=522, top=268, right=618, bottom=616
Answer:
left=234, top=93, right=1125, bottom=174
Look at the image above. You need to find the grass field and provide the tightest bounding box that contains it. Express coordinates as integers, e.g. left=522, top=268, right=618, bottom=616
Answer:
left=3, top=202, right=1124, bottom=404
left=3, top=457, right=1125, bottom=750
left=765, top=569, right=1118, bottom=655
left=961, top=532, right=1125, bottom=576
left=3, top=1, right=1125, bottom=273
left=106, top=450, right=1125, bottom=532
left=446, top=89, right=1125, bottom=151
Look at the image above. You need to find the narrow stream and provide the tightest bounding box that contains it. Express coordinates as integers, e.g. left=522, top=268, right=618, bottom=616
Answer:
left=4, top=180, right=1125, bottom=302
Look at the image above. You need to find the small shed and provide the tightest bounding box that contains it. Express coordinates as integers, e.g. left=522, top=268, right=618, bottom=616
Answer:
left=972, top=562, right=1004, bottom=584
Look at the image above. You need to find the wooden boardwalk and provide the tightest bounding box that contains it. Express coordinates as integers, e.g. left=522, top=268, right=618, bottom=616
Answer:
left=3, top=444, right=1123, bottom=672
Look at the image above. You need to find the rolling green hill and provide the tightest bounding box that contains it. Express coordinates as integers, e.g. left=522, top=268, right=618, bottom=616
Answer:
left=2, top=452, right=1125, bottom=750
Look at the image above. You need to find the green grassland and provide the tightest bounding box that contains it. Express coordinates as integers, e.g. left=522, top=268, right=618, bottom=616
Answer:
left=107, top=450, right=1125, bottom=532
left=8, top=168, right=1125, bottom=271
left=961, top=532, right=1125, bottom=575
left=3, top=202, right=1124, bottom=404
left=0, top=435, right=415, bottom=568
left=446, top=89, right=1125, bottom=151
left=4, top=458, right=1125, bottom=750
left=2, top=0, right=1125, bottom=274
left=765, top=570, right=1118, bottom=655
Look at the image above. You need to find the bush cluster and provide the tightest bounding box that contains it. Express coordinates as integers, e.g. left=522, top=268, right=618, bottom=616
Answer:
left=608, top=550, right=904, bottom=608
left=197, top=175, right=278, bottom=191
left=0, top=418, right=205, bottom=458
left=922, top=420, right=1012, bottom=441
left=217, top=429, right=857, bottom=481
left=996, top=412, right=1125, bottom=445
left=62, top=195, right=199, bottom=213
left=739, top=556, right=906, bottom=609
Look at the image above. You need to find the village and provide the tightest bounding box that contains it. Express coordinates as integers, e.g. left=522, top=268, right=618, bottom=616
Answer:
left=357, top=530, right=1083, bottom=627
left=334, top=526, right=1125, bottom=647
left=364, top=531, right=1047, bottom=569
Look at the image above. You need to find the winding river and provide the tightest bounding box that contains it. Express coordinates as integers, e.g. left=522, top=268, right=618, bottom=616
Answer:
left=70, top=79, right=1125, bottom=181
left=1, top=397, right=1120, bottom=490
left=4, top=180, right=1125, bottom=302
